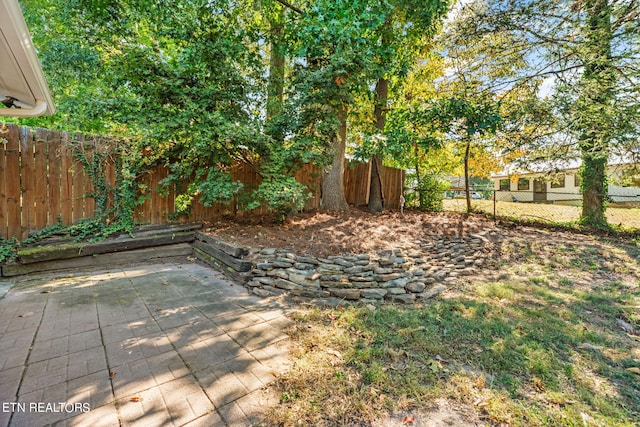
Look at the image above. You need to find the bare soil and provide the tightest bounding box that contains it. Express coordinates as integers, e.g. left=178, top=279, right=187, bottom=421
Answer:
left=205, top=208, right=504, bottom=258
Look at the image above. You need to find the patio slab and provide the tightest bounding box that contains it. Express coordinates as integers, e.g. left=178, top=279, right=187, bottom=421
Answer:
left=0, top=262, right=293, bottom=427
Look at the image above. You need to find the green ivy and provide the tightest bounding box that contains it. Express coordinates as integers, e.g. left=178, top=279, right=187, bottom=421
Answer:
left=0, top=238, right=17, bottom=263
left=62, top=137, right=145, bottom=242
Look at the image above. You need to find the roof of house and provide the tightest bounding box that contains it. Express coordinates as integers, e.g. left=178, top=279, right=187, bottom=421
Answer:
left=0, top=0, right=54, bottom=117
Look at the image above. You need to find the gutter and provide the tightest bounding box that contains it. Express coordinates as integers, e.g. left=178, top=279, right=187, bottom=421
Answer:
left=0, top=99, right=49, bottom=117
left=0, top=0, right=55, bottom=117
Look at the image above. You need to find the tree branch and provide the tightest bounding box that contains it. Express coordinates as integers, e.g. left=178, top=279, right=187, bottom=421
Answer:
left=274, top=0, right=303, bottom=15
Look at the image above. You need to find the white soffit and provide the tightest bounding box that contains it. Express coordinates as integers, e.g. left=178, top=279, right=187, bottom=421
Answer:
left=0, top=0, right=55, bottom=117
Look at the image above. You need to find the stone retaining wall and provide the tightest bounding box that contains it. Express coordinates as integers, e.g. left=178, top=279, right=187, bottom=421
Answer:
left=245, top=234, right=491, bottom=305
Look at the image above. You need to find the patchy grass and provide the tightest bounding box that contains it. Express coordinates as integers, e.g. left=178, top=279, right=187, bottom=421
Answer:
left=267, top=236, right=640, bottom=426
left=443, top=199, right=640, bottom=230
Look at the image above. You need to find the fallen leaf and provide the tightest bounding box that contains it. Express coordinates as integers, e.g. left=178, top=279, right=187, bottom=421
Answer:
left=18, top=312, right=34, bottom=318
left=626, top=367, right=640, bottom=375
left=473, top=397, right=489, bottom=407
left=326, top=349, right=343, bottom=359
left=156, top=307, right=162, bottom=312
left=327, top=313, right=336, bottom=320
left=109, top=371, right=116, bottom=379
left=41, top=290, right=51, bottom=294
left=187, top=256, right=196, bottom=262
left=403, top=415, right=415, bottom=425
left=130, top=396, right=143, bottom=402
left=533, top=377, right=546, bottom=392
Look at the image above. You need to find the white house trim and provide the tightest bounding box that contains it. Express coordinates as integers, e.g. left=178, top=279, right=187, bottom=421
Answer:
left=0, top=0, right=54, bottom=117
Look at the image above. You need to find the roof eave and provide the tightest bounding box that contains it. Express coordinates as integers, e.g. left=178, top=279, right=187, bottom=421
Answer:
left=0, top=0, right=55, bottom=117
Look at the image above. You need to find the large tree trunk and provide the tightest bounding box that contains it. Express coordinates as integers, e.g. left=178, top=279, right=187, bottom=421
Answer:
left=321, top=105, right=349, bottom=211
left=266, top=7, right=285, bottom=141
left=578, top=0, right=614, bottom=228
left=367, top=77, right=388, bottom=212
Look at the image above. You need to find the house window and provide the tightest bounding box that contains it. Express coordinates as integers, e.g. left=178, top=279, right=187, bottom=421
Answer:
left=574, top=173, right=581, bottom=188
left=518, top=178, right=530, bottom=190
left=551, top=174, right=565, bottom=188
left=499, top=179, right=510, bottom=191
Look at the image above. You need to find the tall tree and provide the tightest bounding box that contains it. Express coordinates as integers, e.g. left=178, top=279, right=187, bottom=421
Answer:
left=287, top=0, right=386, bottom=211
left=365, top=0, right=450, bottom=212
left=448, top=0, right=640, bottom=227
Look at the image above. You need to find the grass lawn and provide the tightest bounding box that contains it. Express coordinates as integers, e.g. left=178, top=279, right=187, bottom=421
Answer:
left=266, top=233, right=640, bottom=426
left=443, top=199, right=640, bottom=230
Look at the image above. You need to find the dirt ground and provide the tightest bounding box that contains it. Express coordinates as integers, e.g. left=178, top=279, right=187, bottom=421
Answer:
left=204, top=208, right=504, bottom=258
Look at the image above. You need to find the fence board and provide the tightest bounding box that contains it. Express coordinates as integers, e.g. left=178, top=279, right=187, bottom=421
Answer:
left=0, top=126, right=7, bottom=238
left=83, top=138, right=95, bottom=219
left=381, top=165, right=404, bottom=210
left=156, top=165, right=168, bottom=224
left=20, top=127, right=35, bottom=238
left=344, top=161, right=371, bottom=207
left=5, top=125, right=20, bottom=240
left=149, top=166, right=164, bottom=224
left=59, top=132, right=73, bottom=226
left=71, top=134, right=86, bottom=223
left=295, top=162, right=321, bottom=211
left=134, top=171, right=152, bottom=224
left=47, top=130, right=62, bottom=226
left=34, top=129, right=49, bottom=229
left=104, top=151, right=115, bottom=214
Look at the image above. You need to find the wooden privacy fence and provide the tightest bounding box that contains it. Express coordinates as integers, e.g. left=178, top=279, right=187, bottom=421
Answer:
left=0, top=124, right=404, bottom=240
left=344, top=160, right=404, bottom=210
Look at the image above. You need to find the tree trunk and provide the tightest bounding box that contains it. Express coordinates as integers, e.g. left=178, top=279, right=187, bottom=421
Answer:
left=414, top=142, right=422, bottom=209
left=464, top=138, right=471, bottom=213
left=266, top=7, right=285, bottom=140
left=367, top=77, right=388, bottom=212
left=321, top=105, right=349, bottom=211
left=369, top=155, right=384, bottom=211
left=578, top=0, right=614, bottom=228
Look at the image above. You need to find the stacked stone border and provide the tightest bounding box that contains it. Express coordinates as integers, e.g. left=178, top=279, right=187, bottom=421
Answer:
left=242, top=233, right=490, bottom=305
left=2, top=226, right=494, bottom=306
left=193, top=231, right=494, bottom=305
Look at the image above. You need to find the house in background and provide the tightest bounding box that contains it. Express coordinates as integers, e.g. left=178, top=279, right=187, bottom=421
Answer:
left=492, top=163, right=640, bottom=206
left=444, top=176, right=493, bottom=199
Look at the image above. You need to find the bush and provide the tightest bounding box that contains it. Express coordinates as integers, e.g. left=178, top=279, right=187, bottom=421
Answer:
left=414, top=174, right=449, bottom=211
left=248, top=177, right=312, bottom=222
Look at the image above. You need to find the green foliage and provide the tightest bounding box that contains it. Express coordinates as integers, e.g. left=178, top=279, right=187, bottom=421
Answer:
left=0, top=238, right=17, bottom=263
left=409, top=173, right=449, bottom=211
left=249, top=177, right=311, bottom=222
left=446, top=0, right=640, bottom=227
left=63, top=137, right=145, bottom=241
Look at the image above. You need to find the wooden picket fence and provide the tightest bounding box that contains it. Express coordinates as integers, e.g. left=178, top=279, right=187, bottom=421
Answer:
left=0, top=124, right=404, bottom=240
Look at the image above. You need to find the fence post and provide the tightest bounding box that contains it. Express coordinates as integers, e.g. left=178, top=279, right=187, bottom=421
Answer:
left=493, top=190, right=497, bottom=222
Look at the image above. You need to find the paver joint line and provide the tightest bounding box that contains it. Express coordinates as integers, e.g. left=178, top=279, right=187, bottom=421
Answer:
left=0, top=262, right=291, bottom=427
left=6, top=295, right=49, bottom=427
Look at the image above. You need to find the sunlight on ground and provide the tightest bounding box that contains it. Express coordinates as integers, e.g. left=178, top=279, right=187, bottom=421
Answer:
left=443, top=199, right=640, bottom=229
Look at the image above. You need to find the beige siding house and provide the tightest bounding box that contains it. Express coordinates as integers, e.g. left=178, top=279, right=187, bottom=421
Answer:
left=492, top=164, right=640, bottom=205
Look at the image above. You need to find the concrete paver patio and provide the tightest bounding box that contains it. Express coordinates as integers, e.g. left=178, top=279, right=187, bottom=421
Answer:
left=0, top=262, right=292, bottom=427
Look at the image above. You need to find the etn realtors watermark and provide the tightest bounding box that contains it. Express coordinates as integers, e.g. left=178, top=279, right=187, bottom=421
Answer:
left=2, top=402, right=90, bottom=413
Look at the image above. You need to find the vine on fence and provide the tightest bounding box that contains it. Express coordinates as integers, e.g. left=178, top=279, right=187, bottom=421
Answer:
left=0, top=133, right=148, bottom=263
left=63, top=135, right=146, bottom=241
